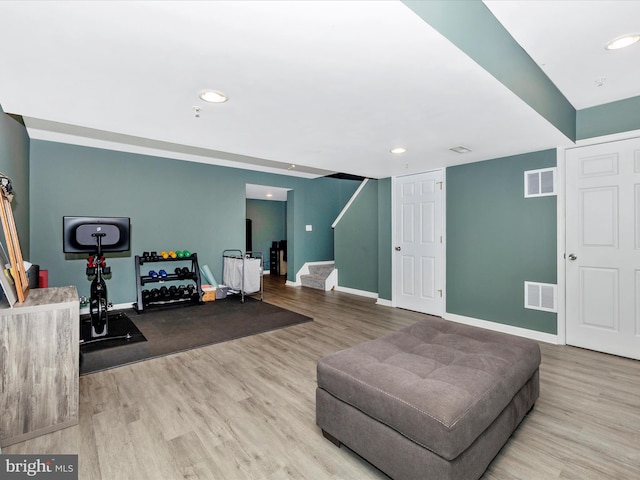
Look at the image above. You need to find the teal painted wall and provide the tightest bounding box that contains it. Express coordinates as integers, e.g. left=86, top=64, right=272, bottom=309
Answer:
left=331, top=177, right=391, bottom=300
left=334, top=180, right=378, bottom=293
left=0, top=110, right=30, bottom=261
left=377, top=178, right=392, bottom=301
left=576, top=95, right=640, bottom=140
left=286, top=189, right=296, bottom=282
left=29, top=140, right=356, bottom=303
left=246, top=199, right=286, bottom=271
left=446, top=149, right=557, bottom=334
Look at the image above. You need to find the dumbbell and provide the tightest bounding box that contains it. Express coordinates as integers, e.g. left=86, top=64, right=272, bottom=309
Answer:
left=169, top=251, right=177, bottom=259
left=151, top=288, right=160, bottom=300
left=185, top=284, right=198, bottom=300
left=149, top=270, right=158, bottom=278
left=169, top=285, right=178, bottom=299
left=159, top=286, right=170, bottom=299
left=160, top=251, right=169, bottom=259
left=176, top=250, right=184, bottom=258
left=142, top=290, right=151, bottom=303
left=159, top=269, right=168, bottom=279
left=150, top=251, right=158, bottom=260
left=183, top=250, right=191, bottom=258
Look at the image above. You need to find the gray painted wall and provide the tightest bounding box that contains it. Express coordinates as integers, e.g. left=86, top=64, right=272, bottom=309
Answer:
left=446, top=149, right=557, bottom=334
left=29, top=139, right=358, bottom=304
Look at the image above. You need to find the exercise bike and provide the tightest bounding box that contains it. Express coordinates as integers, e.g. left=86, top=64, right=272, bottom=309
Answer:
left=86, top=232, right=111, bottom=338
left=62, top=216, right=131, bottom=343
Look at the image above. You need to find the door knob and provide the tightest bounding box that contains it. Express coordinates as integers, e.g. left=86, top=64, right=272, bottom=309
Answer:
left=568, top=253, right=577, bottom=260
left=395, top=246, right=401, bottom=251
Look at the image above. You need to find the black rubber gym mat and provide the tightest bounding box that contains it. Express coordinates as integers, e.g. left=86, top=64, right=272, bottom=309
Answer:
left=79, top=296, right=312, bottom=375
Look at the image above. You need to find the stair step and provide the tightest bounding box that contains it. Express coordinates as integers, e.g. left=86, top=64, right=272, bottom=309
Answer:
left=308, top=264, right=334, bottom=276
left=300, top=263, right=334, bottom=290
left=300, top=274, right=328, bottom=290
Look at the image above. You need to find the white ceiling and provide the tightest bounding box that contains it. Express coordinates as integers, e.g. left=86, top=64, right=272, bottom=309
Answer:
left=1, top=1, right=639, bottom=180
left=246, top=184, right=289, bottom=202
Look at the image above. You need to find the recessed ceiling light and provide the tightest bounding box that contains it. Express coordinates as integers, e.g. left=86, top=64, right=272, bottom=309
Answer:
left=605, top=33, right=640, bottom=50
left=449, top=145, right=472, bottom=154
left=199, top=90, right=228, bottom=103
left=390, top=147, right=407, bottom=154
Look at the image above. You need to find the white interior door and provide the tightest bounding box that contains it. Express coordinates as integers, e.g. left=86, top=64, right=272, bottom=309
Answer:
left=566, top=137, right=640, bottom=360
left=394, top=170, right=444, bottom=316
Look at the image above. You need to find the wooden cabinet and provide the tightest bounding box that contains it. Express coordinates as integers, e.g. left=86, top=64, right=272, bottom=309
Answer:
left=0, top=286, right=79, bottom=447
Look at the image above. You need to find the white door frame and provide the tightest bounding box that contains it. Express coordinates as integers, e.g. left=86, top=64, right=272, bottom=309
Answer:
left=559, top=128, right=640, bottom=347
left=391, top=168, right=446, bottom=313
left=556, top=148, right=566, bottom=345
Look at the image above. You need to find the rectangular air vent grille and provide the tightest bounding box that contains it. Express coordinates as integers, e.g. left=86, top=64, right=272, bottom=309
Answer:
left=524, top=281, right=557, bottom=312
left=525, top=167, right=556, bottom=198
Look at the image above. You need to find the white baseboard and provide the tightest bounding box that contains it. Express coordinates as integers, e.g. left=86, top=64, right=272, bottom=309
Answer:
left=285, top=280, right=300, bottom=287
left=444, top=312, right=559, bottom=344
left=334, top=285, right=378, bottom=299
left=376, top=298, right=392, bottom=307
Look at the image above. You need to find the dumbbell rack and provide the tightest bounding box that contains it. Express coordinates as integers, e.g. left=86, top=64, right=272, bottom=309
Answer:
left=133, top=253, right=204, bottom=313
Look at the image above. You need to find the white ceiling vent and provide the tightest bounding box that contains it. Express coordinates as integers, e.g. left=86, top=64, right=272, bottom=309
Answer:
left=524, top=281, right=557, bottom=312
left=449, top=145, right=472, bottom=154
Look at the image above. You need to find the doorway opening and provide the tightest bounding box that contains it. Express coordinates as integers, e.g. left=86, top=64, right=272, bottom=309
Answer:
left=246, top=184, right=290, bottom=276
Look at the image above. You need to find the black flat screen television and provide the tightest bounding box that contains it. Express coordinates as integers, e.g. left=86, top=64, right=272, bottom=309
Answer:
left=63, top=216, right=130, bottom=253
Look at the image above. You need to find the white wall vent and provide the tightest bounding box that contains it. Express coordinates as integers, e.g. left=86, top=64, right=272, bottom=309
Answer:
left=524, top=167, right=556, bottom=198
left=524, top=281, right=557, bottom=312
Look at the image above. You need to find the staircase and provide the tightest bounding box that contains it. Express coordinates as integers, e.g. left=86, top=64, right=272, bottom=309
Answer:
left=300, top=263, right=335, bottom=291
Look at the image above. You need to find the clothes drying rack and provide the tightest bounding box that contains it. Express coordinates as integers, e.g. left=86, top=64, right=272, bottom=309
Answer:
left=222, top=249, right=263, bottom=303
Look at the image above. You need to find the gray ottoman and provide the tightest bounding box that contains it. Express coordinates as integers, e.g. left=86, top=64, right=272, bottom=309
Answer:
left=316, top=317, right=540, bottom=480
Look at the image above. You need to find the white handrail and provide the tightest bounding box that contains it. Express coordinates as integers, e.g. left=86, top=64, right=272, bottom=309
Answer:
left=331, top=178, right=369, bottom=229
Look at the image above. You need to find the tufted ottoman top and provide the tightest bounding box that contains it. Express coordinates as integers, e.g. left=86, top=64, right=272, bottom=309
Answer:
left=317, top=317, right=541, bottom=461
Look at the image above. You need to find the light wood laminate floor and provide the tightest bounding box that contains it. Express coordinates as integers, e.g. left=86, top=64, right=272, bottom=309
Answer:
left=5, top=275, right=640, bottom=479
